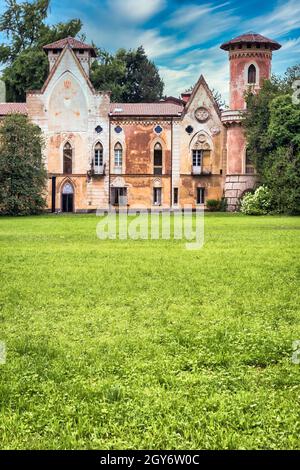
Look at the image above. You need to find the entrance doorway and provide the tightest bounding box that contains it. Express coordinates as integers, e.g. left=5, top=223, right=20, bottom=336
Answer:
left=62, top=182, right=74, bottom=212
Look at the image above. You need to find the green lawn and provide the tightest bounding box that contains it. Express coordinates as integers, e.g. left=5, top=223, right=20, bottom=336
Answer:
left=0, top=213, right=300, bottom=450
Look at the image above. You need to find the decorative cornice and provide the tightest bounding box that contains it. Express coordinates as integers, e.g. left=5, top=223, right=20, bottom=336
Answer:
left=229, top=50, right=272, bottom=60
left=221, top=109, right=245, bottom=125
left=111, top=119, right=174, bottom=126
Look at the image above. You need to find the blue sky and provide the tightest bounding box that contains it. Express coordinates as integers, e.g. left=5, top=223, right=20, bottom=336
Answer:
left=1, top=0, right=300, bottom=101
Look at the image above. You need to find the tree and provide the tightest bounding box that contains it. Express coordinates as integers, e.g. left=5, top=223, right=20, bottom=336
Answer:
left=1, top=2, right=164, bottom=103
left=243, top=66, right=300, bottom=214
left=211, top=88, right=227, bottom=111
left=0, top=0, right=83, bottom=101
left=3, top=49, right=48, bottom=102
left=90, top=48, right=127, bottom=102
left=91, top=46, right=164, bottom=102
left=0, top=114, right=47, bottom=215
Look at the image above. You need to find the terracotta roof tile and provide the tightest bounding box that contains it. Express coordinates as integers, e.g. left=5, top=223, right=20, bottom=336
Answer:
left=0, top=103, right=28, bottom=115
left=43, top=37, right=97, bottom=56
left=220, top=33, right=281, bottom=51
left=110, top=102, right=184, bottom=117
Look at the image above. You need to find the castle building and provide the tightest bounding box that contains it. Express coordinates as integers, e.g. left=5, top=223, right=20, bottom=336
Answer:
left=0, top=33, right=281, bottom=212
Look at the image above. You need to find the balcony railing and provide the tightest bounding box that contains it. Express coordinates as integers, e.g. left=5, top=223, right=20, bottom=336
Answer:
left=192, top=165, right=212, bottom=176
left=92, top=166, right=105, bottom=176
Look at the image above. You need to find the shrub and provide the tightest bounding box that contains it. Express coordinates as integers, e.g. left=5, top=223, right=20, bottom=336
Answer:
left=206, top=198, right=227, bottom=212
left=206, top=199, right=221, bottom=211
left=240, top=186, right=272, bottom=215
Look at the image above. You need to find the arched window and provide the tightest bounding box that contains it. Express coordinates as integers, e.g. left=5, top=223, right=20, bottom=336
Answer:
left=63, top=142, right=72, bottom=174
left=154, top=143, right=163, bottom=175
left=248, top=64, right=256, bottom=84
left=114, top=142, right=123, bottom=168
left=94, top=142, right=103, bottom=169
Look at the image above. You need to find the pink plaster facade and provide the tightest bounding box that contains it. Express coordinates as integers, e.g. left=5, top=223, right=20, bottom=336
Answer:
left=0, top=34, right=282, bottom=212
left=220, top=34, right=281, bottom=210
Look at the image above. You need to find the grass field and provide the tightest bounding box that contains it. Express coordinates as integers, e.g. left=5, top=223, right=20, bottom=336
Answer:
left=0, top=213, right=300, bottom=450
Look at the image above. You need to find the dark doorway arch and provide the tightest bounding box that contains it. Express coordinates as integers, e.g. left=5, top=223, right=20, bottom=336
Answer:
left=61, top=181, right=74, bottom=213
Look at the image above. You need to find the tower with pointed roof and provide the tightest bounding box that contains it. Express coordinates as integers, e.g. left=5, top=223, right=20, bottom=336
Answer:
left=221, top=33, right=281, bottom=211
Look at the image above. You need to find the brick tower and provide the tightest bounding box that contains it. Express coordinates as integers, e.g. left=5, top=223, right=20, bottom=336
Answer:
left=220, top=33, right=281, bottom=211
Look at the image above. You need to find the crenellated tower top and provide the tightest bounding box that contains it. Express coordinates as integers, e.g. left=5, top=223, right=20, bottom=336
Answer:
left=220, top=32, right=281, bottom=110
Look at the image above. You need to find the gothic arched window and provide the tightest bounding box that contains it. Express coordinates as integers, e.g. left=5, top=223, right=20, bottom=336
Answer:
left=94, top=142, right=103, bottom=168
left=154, top=143, right=163, bottom=175
left=248, top=64, right=256, bottom=84
left=63, top=142, right=72, bottom=174
left=114, top=142, right=123, bottom=168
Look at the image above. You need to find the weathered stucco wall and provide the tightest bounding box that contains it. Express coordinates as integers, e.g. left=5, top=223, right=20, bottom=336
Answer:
left=28, top=47, right=111, bottom=212
left=229, top=48, right=272, bottom=110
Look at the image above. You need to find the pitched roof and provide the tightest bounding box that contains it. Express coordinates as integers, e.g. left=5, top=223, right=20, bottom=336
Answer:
left=43, top=36, right=97, bottom=57
left=40, top=44, right=96, bottom=94
left=220, top=33, right=281, bottom=51
left=0, top=103, right=28, bottom=116
left=182, top=75, right=221, bottom=117
left=109, top=102, right=184, bottom=117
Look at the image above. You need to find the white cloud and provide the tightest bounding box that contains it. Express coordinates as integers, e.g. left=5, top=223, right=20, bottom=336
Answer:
left=138, top=29, right=189, bottom=58
left=165, top=2, right=239, bottom=46
left=159, top=66, right=194, bottom=97
left=166, top=2, right=231, bottom=28
left=46, top=0, right=299, bottom=103
left=107, top=0, right=166, bottom=23
left=246, top=0, right=300, bottom=38
left=159, top=44, right=230, bottom=102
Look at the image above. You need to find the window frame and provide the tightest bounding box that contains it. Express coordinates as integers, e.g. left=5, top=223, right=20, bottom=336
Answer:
left=153, top=187, right=162, bottom=206
left=114, top=142, right=123, bottom=168
left=63, top=142, right=73, bottom=174
left=173, top=187, right=179, bottom=205
left=196, top=187, right=205, bottom=205
left=153, top=143, right=163, bottom=175
left=111, top=187, right=127, bottom=206
left=193, top=149, right=203, bottom=167
left=94, top=142, right=103, bottom=169
left=248, top=64, right=257, bottom=85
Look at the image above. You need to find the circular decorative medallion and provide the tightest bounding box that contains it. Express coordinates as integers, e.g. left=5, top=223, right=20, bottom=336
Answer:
left=195, top=107, right=210, bottom=122
left=115, top=126, right=123, bottom=134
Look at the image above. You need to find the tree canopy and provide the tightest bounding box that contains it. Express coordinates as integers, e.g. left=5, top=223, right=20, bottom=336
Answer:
left=0, top=0, right=83, bottom=101
left=0, top=0, right=164, bottom=102
left=0, top=113, right=47, bottom=215
left=90, top=46, right=164, bottom=102
left=244, top=65, right=300, bottom=214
